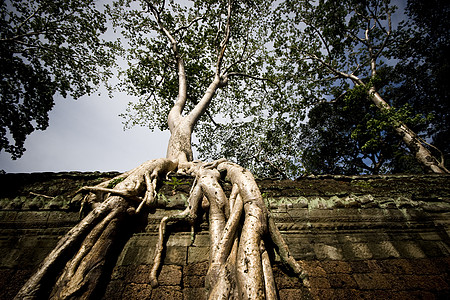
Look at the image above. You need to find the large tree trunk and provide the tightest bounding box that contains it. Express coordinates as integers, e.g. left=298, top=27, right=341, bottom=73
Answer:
left=15, top=159, right=178, bottom=299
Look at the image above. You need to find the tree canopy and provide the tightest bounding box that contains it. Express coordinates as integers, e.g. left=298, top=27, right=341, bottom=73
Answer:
left=0, top=0, right=115, bottom=159
left=191, top=0, right=449, bottom=176
left=2, top=0, right=448, bottom=175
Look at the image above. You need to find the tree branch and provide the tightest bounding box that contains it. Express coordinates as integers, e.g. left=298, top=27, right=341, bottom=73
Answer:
left=216, top=0, right=232, bottom=75
left=146, top=1, right=187, bottom=131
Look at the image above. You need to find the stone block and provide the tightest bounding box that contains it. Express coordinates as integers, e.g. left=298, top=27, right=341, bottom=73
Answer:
left=349, top=260, right=370, bottom=273
left=314, top=244, right=343, bottom=260
left=401, top=275, right=449, bottom=291
left=0, top=269, right=15, bottom=298
left=394, top=241, right=426, bottom=259
left=418, top=240, right=450, bottom=257
left=15, top=211, right=49, bottom=227
left=333, top=288, right=365, bottom=299
left=122, top=283, right=152, bottom=300
left=151, top=286, right=182, bottom=300
left=0, top=248, right=20, bottom=268
left=184, top=261, right=209, bottom=276
left=365, top=260, right=384, bottom=273
left=297, top=260, right=327, bottom=277
left=183, top=275, right=204, bottom=288
left=192, top=234, right=210, bottom=247
left=183, top=288, right=207, bottom=300
left=378, top=259, right=414, bottom=275
left=117, top=245, right=143, bottom=266
left=353, top=273, right=392, bottom=290
left=167, top=233, right=194, bottom=247
left=279, top=288, right=313, bottom=300
left=368, top=241, right=401, bottom=259
left=309, top=288, right=335, bottom=299
left=409, top=258, right=440, bottom=275
left=132, top=234, right=158, bottom=247
left=342, top=242, right=373, bottom=260
left=110, top=265, right=130, bottom=281
left=102, top=280, right=125, bottom=300
left=419, top=232, right=442, bottom=241
left=187, top=246, right=209, bottom=264
left=164, top=246, right=187, bottom=265
left=128, top=265, right=152, bottom=284
left=320, top=260, right=352, bottom=274
left=307, top=276, right=331, bottom=289
left=47, top=211, right=79, bottom=225
left=158, top=265, right=182, bottom=286
left=282, top=237, right=315, bottom=260
left=273, top=265, right=303, bottom=289
left=327, top=274, right=358, bottom=289
left=0, top=211, right=17, bottom=223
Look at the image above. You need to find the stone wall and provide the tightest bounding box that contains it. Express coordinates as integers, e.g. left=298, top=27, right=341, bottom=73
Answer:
left=0, top=172, right=449, bottom=299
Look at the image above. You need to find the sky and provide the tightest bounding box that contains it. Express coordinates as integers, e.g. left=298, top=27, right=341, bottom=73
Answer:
left=0, top=91, right=170, bottom=173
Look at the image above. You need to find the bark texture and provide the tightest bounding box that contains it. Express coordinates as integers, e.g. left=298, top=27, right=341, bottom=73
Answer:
left=15, top=159, right=178, bottom=299
left=150, top=160, right=308, bottom=299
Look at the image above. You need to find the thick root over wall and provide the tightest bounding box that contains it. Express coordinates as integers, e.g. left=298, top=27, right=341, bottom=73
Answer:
left=15, top=158, right=308, bottom=300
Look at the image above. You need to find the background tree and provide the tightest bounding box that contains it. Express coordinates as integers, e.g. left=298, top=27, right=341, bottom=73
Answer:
left=296, top=0, right=450, bottom=175
left=0, top=0, right=115, bottom=159
left=272, top=0, right=448, bottom=174
left=390, top=0, right=450, bottom=171
left=197, top=0, right=449, bottom=177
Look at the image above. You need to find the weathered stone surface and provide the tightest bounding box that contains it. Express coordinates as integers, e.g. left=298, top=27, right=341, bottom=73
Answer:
left=1, top=172, right=450, bottom=299
left=122, top=283, right=152, bottom=300
left=150, top=286, right=182, bottom=300
left=164, top=246, right=187, bottom=265
left=187, top=246, right=209, bottom=264
left=183, top=288, right=207, bottom=300
left=158, top=265, right=182, bottom=286
left=184, top=261, right=209, bottom=276
left=102, top=280, right=125, bottom=300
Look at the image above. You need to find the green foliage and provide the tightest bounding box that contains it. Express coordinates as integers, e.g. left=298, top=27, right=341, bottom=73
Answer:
left=389, top=0, right=450, bottom=170
left=108, top=0, right=275, bottom=133
left=106, top=0, right=448, bottom=176
left=0, top=0, right=116, bottom=158
left=165, top=177, right=189, bottom=190
left=106, top=177, right=125, bottom=188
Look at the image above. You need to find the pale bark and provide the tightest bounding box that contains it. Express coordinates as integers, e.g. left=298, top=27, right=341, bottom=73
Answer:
left=15, top=159, right=178, bottom=299
left=366, top=87, right=448, bottom=174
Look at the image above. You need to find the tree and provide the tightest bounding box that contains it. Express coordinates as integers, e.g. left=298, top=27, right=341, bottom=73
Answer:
left=272, top=0, right=448, bottom=174
left=0, top=0, right=115, bottom=159
left=15, top=1, right=308, bottom=299
left=390, top=0, right=450, bottom=171
left=299, top=93, right=425, bottom=175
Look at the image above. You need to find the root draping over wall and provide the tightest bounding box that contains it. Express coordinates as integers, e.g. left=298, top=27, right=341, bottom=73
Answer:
left=15, top=158, right=307, bottom=300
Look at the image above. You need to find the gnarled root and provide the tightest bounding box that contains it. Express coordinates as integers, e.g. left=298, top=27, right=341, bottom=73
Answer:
left=15, top=158, right=178, bottom=300
left=17, top=157, right=307, bottom=300
left=151, top=160, right=308, bottom=299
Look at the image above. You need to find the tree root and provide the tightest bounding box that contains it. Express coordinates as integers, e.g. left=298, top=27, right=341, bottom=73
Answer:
left=15, top=158, right=177, bottom=300
left=151, top=160, right=308, bottom=299
left=150, top=207, right=190, bottom=287
left=16, top=158, right=308, bottom=300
